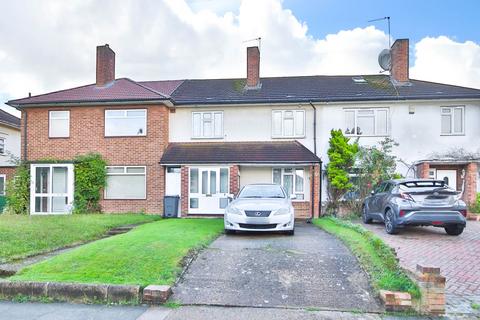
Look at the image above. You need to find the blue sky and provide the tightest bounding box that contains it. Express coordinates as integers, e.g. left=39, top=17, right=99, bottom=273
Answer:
left=283, top=0, right=480, bottom=44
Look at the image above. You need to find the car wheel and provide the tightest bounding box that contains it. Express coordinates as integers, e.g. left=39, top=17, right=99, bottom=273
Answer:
left=225, top=229, right=235, bottom=235
left=384, top=209, right=398, bottom=235
left=444, top=225, right=464, bottom=236
left=362, top=206, right=373, bottom=224
left=286, top=229, right=295, bottom=236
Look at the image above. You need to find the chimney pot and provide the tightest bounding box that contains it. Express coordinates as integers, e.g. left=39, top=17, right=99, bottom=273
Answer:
left=246, top=46, right=261, bottom=89
left=96, top=44, right=115, bottom=87
left=390, top=39, right=409, bottom=83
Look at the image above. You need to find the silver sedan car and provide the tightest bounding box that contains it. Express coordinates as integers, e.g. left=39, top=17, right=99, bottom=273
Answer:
left=362, top=179, right=467, bottom=235
left=224, top=184, right=295, bottom=235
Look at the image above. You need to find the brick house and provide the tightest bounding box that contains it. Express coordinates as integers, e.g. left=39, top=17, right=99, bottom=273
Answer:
left=7, top=40, right=480, bottom=217
left=0, top=109, right=21, bottom=195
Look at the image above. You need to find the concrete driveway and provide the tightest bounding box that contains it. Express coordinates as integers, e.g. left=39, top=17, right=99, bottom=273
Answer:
left=360, top=221, right=480, bottom=315
left=171, top=223, right=382, bottom=312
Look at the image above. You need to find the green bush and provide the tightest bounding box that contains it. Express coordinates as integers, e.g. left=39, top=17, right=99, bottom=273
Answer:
left=469, top=193, right=480, bottom=214
left=73, top=153, right=107, bottom=214
left=5, top=163, right=30, bottom=215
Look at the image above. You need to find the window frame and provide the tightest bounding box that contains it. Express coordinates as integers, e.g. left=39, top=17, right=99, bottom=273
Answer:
left=104, top=166, right=147, bottom=200
left=271, top=167, right=305, bottom=201
left=440, top=106, right=465, bottom=136
left=0, top=137, right=5, bottom=155
left=343, top=108, right=389, bottom=137
left=271, top=109, right=306, bottom=138
left=104, top=109, right=147, bottom=137
left=191, top=111, right=224, bottom=139
left=49, top=110, right=70, bottom=138
left=0, top=174, right=5, bottom=196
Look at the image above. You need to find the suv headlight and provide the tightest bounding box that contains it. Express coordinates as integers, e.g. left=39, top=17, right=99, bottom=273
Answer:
left=274, top=207, right=290, bottom=215
left=226, top=206, right=243, bottom=215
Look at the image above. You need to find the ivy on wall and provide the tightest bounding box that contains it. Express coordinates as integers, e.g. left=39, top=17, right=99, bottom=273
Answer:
left=5, top=153, right=107, bottom=215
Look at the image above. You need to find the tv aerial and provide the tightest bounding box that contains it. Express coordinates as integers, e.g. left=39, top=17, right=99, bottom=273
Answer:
left=368, top=16, right=392, bottom=72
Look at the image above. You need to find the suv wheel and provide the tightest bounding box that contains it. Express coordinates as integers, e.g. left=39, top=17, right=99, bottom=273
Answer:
left=384, top=209, right=398, bottom=235
left=362, top=206, right=373, bottom=224
left=445, top=224, right=464, bottom=236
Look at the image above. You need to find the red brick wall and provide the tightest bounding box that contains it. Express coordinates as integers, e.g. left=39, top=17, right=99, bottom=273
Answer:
left=23, top=104, right=169, bottom=214
left=312, top=164, right=321, bottom=218
left=391, top=39, right=409, bottom=82
left=416, top=162, right=430, bottom=179
left=0, top=166, right=17, bottom=182
left=229, top=165, right=240, bottom=195
left=464, top=162, right=478, bottom=205
left=180, top=166, right=189, bottom=216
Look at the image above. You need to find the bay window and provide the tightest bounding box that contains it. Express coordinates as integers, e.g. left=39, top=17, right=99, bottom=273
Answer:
left=105, top=166, right=146, bottom=199
left=344, top=108, right=389, bottom=136
left=272, top=168, right=305, bottom=200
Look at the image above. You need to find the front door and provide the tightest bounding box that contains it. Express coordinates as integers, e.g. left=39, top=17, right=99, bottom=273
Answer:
left=437, top=169, right=457, bottom=190
left=189, top=167, right=229, bottom=214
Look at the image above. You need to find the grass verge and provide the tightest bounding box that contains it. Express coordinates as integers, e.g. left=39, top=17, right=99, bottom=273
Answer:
left=313, top=217, right=420, bottom=299
left=0, top=214, right=161, bottom=263
left=11, top=219, right=224, bottom=287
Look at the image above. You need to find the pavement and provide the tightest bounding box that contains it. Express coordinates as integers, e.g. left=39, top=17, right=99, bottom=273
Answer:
left=171, top=223, right=382, bottom=312
left=360, top=220, right=480, bottom=316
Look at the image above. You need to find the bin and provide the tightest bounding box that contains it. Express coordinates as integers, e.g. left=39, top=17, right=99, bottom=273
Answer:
left=163, top=195, right=180, bottom=218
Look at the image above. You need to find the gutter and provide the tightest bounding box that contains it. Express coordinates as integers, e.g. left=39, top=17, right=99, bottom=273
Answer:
left=7, top=99, right=174, bottom=109
left=308, top=102, right=321, bottom=222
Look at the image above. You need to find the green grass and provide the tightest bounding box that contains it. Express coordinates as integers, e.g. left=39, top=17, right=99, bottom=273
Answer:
left=0, top=214, right=161, bottom=263
left=313, top=217, right=420, bottom=299
left=11, top=219, right=223, bottom=287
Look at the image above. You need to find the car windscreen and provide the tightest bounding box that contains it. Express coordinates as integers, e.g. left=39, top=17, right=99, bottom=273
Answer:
left=398, top=181, right=458, bottom=204
left=238, top=185, right=286, bottom=199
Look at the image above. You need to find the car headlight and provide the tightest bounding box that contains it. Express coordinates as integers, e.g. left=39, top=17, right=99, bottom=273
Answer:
left=226, top=206, right=243, bottom=215
left=274, top=207, right=291, bottom=215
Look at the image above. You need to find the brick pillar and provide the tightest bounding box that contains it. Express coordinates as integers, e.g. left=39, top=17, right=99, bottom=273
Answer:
left=416, top=162, right=430, bottom=179
left=311, top=164, right=321, bottom=218
left=464, top=162, right=478, bottom=205
left=229, top=165, right=239, bottom=195
left=180, top=166, right=189, bottom=217
left=415, top=265, right=446, bottom=315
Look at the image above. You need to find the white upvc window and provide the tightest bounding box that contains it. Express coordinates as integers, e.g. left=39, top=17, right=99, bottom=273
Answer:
left=30, top=164, right=74, bottom=214
left=441, top=106, right=464, bottom=135
left=272, top=110, right=305, bottom=138
left=272, top=168, right=305, bottom=200
left=49, top=110, right=70, bottom=138
left=105, top=109, right=147, bottom=137
left=192, top=111, right=223, bottom=138
left=0, top=138, right=5, bottom=155
left=105, top=166, right=146, bottom=199
left=344, top=108, right=389, bottom=136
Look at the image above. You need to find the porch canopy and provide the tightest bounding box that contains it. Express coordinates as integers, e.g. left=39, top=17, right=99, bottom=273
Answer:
left=160, top=141, right=320, bottom=165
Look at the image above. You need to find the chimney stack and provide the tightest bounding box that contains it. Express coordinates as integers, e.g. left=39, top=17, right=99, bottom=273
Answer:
left=390, top=39, right=409, bottom=83
left=96, top=44, right=115, bottom=87
left=246, top=46, right=261, bottom=89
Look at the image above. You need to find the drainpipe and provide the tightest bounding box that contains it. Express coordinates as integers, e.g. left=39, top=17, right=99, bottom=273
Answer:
left=308, top=102, right=318, bottom=222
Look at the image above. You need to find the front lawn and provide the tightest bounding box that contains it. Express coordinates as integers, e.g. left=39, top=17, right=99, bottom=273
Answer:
left=11, top=219, right=223, bottom=287
left=0, top=214, right=161, bottom=263
left=314, top=217, right=420, bottom=299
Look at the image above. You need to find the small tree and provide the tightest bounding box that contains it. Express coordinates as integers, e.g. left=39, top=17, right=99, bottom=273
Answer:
left=326, top=129, right=358, bottom=214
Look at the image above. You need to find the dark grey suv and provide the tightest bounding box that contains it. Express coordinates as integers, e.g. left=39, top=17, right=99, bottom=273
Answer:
left=362, top=179, right=467, bottom=236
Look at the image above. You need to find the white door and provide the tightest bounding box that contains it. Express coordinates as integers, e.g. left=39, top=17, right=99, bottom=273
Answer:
left=437, top=169, right=457, bottom=190
left=165, top=167, right=181, bottom=196
left=30, top=164, right=74, bottom=214
left=189, top=167, right=229, bottom=214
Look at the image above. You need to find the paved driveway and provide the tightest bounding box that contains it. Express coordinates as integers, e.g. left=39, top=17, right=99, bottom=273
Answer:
left=360, top=221, right=480, bottom=314
left=171, top=223, right=382, bottom=312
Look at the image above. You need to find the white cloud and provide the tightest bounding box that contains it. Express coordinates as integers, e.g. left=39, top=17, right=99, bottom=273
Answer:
left=0, top=0, right=479, bottom=118
left=411, top=36, right=480, bottom=89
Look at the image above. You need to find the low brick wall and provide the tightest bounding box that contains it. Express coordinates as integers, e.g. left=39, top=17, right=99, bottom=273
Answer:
left=414, top=265, right=446, bottom=315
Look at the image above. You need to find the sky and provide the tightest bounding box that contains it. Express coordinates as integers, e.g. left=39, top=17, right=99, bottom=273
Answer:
left=1, top=0, right=479, bottom=117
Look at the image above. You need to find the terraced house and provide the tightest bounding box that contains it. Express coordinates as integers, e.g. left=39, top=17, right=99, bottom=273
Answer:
left=7, top=40, right=480, bottom=217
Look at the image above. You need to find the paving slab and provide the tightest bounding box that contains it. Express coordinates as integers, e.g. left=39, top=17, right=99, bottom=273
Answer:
left=171, top=223, right=382, bottom=312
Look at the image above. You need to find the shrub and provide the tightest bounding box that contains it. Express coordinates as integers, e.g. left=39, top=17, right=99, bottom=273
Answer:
left=5, top=163, right=30, bottom=215
left=73, top=153, right=107, bottom=214
left=469, top=193, right=480, bottom=214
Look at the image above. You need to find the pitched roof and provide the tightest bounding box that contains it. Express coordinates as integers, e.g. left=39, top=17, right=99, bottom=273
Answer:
left=169, top=75, right=480, bottom=105
left=7, top=75, right=480, bottom=107
left=7, top=78, right=170, bottom=106
left=160, top=141, right=321, bottom=164
left=0, top=109, right=20, bottom=129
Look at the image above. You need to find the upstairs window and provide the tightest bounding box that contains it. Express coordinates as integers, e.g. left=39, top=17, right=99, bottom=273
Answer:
left=192, top=111, right=223, bottom=138
left=49, top=111, right=70, bottom=138
left=0, top=138, right=5, bottom=155
left=272, top=110, right=305, bottom=138
left=105, top=109, right=147, bottom=137
left=344, top=108, right=389, bottom=136
left=441, top=106, right=464, bottom=135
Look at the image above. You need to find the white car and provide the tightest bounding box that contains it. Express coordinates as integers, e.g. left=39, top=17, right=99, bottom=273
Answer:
left=224, top=184, right=295, bottom=235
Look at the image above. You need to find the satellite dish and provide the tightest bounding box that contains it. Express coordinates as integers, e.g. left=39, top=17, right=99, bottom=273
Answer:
left=378, top=49, right=391, bottom=71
